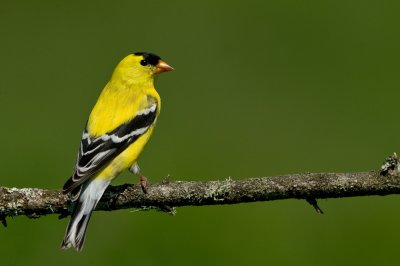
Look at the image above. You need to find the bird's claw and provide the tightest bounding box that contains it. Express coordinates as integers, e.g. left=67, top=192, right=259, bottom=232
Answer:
left=140, top=175, right=148, bottom=194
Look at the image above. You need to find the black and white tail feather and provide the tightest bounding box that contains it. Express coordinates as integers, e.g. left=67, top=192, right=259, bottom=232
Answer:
left=61, top=179, right=110, bottom=251
left=61, top=101, right=158, bottom=251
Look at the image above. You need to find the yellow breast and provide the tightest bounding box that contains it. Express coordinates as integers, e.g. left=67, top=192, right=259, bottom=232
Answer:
left=96, top=126, right=155, bottom=179
left=86, top=76, right=161, bottom=179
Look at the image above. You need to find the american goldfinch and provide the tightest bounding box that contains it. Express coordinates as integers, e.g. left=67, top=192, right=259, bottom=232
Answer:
left=61, top=52, right=173, bottom=251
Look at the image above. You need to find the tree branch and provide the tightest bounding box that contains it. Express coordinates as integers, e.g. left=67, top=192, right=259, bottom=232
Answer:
left=1, top=152, right=400, bottom=226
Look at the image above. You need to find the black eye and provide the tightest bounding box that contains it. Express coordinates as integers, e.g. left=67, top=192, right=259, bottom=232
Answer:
left=140, top=60, right=148, bottom=66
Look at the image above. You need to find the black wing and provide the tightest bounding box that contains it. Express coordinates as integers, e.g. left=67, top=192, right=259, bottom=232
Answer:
left=63, top=102, right=157, bottom=195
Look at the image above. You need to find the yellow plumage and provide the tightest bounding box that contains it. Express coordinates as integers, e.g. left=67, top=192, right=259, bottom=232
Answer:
left=61, top=52, right=173, bottom=251
left=88, top=55, right=161, bottom=179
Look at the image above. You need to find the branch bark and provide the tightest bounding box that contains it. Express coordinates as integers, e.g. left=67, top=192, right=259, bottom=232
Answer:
left=1, top=158, right=400, bottom=225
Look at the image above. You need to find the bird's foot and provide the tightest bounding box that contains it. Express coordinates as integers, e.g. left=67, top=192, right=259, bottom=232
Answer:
left=139, top=175, right=148, bottom=194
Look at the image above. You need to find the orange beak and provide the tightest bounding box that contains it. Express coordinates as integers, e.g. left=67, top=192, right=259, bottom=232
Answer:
left=155, top=60, right=174, bottom=74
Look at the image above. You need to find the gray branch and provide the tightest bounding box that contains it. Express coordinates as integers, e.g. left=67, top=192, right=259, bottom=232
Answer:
left=1, top=152, right=400, bottom=226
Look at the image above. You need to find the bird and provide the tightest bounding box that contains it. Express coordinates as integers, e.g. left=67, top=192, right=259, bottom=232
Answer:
left=61, top=52, right=173, bottom=251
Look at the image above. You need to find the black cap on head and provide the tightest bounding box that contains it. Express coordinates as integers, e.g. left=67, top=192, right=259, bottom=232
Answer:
left=134, top=52, right=161, bottom=66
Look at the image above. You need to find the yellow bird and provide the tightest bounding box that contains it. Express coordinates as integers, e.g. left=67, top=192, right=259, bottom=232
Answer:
left=61, top=52, right=173, bottom=251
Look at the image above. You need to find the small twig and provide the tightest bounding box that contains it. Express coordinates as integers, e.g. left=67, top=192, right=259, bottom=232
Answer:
left=0, top=214, right=7, bottom=227
left=380, top=152, right=399, bottom=176
left=306, top=198, right=324, bottom=214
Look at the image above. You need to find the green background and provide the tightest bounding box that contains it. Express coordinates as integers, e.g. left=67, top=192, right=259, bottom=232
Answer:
left=1, top=1, right=400, bottom=265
